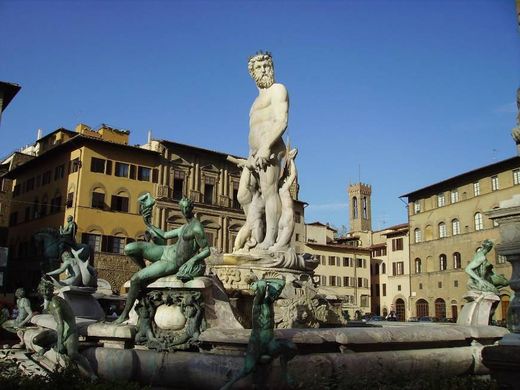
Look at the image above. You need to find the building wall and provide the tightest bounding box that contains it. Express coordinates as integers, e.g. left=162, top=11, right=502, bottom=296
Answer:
left=407, top=160, right=520, bottom=321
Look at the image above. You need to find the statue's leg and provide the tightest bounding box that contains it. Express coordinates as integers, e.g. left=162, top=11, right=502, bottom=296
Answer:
left=124, top=241, right=165, bottom=269
left=220, top=347, right=259, bottom=390
left=268, top=338, right=297, bottom=386
left=257, top=165, right=281, bottom=249
left=114, top=260, right=178, bottom=324
left=32, top=329, right=57, bottom=356
left=65, top=336, right=97, bottom=381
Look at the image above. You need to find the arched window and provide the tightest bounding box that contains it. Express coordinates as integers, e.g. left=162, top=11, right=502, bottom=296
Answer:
left=416, top=299, right=429, bottom=318
left=91, top=187, right=106, bottom=209
left=111, top=190, right=130, bottom=212
left=438, top=222, right=447, bottom=238
left=362, top=197, right=368, bottom=219
left=395, top=298, right=405, bottom=321
left=453, top=252, right=461, bottom=269
left=414, top=258, right=422, bottom=274
left=452, top=219, right=460, bottom=235
left=352, top=197, right=358, bottom=219
left=414, top=228, right=422, bottom=243
left=474, top=212, right=483, bottom=231
left=439, top=254, right=447, bottom=271
left=435, top=298, right=446, bottom=319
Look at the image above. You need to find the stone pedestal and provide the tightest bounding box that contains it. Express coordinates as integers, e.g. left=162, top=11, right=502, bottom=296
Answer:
left=457, top=290, right=500, bottom=326
left=58, top=286, right=105, bottom=320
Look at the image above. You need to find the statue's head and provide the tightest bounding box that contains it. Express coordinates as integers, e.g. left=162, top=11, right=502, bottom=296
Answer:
left=37, top=278, right=54, bottom=299
left=482, top=239, right=493, bottom=252
left=248, top=51, right=275, bottom=89
left=15, top=288, right=25, bottom=298
left=66, top=215, right=73, bottom=223
left=179, top=197, right=194, bottom=217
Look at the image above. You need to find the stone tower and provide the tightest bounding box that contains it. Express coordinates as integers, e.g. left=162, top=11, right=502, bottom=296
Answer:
left=348, top=183, right=372, bottom=232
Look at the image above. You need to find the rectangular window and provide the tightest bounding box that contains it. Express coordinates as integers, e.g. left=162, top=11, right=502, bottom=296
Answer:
left=343, top=276, right=349, bottom=286
left=111, top=195, right=129, bottom=212
left=82, top=233, right=102, bottom=253
left=438, top=281, right=442, bottom=288
left=9, top=212, right=17, bottom=226
left=382, top=284, right=386, bottom=296
left=392, top=261, right=404, bottom=275
left=173, top=171, right=185, bottom=200
left=232, top=181, right=240, bottom=209
left=413, top=200, right=421, bottom=214
left=343, top=257, right=349, bottom=267
left=102, top=235, right=126, bottom=254
left=129, top=165, right=137, bottom=180
left=319, top=255, right=325, bottom=265
left=491, top=175, right=499, bottom=191
left=69, top=158, right=81, bottom=173
left=42, top=170, right=51, bottom=185
left=360, top=295, right=369, bottom=308
left=329, top=276, right=336, bottom=286
left=336, top=277, right=342, bottom=287
left=91, top=192, right=105, bottom=209
left=514, top=169, right=520, bottom=185
left=419, top=283, right=423, bottom=289
left=295, top=233, right=300, bottom=241
left=105, top=160, right=112, bottom=175
left=138, top=166, right=151, bottom=181
left=454, top=280, right=459, bottom=288
left=437, top=193, right=445, bottom=207
left=356, top=258, right=362, bottom=268
left=450, top=190, right=459, bottom=203
left=66, top=192, right=74, bottom=208
left=321, top=275, right=326, bottom=286
left=392, top=238, right=403, bottom=251
left=398, top=285, right=401, bottom=291
left=26, top=177, right=35, bottom=192
left=328, top=256, right=335, bottom=266
left=497, top=255, right=507, bottom=264
left=204, top=177, right=215, bottom=205
left=115, top=162, right=129, bottom=178
left=357, top=277, right=362, bottom=287
left=51, top=196, right=62, bottom=213
left=91, top=157, right=106, bottom=173
left=54, top=164, right=65, bottom=180
left=152, top=169, right=159, bottom=183
left=473, top=181, right=480, bottom=196
left=293, top=211, right=302, bottom=223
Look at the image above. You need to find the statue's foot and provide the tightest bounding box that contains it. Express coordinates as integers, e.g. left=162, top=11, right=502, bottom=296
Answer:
left=257, top=240, right=275, bottom=250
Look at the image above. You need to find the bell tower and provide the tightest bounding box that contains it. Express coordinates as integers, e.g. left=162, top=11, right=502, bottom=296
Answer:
left=348, top=182, right=372, bottom=232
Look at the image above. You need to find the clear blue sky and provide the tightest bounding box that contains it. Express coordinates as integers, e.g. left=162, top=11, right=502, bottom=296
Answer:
left=1, top=1, right=518, bottom=231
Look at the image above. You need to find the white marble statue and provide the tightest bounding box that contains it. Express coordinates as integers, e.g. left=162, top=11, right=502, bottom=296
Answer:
left=238, top=51, right=289, bottom=250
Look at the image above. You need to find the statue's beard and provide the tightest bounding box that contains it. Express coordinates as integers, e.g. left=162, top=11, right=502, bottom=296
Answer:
left=255, top=73, right=274, bottom=89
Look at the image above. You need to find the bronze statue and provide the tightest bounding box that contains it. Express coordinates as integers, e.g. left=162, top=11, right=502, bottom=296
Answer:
left=114, top=194, right=210, bottom=325
left=46, top=249, right=97, bottom=288
left=221, top=275, right=296, bottom=389
left=33, top=278, right=97, bottom=380
left=465, top=239, right=509, bottom=294
left=2, top=288, right=33, bottom=348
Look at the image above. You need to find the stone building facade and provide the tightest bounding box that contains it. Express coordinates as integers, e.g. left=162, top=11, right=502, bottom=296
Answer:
left=307, top=222, right=372, bottom=318
left=402, top=156, right=520, bottom=321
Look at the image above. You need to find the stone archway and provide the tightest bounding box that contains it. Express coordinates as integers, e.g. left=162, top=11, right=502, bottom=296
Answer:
left=395, top=298, right=405, bottom=321
left=416, top=299, right=429, bottom=318
left=435, top=298, right=446, bottom=319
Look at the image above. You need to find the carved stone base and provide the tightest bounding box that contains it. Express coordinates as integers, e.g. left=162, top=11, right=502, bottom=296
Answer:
left=132, top=276, right=243, bottom=352
left=210, top=264, right=345, bottom=329
left=457, top=290, right=500, bottom=326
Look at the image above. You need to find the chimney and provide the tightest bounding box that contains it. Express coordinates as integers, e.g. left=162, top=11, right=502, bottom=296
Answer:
left=37, top=128, right=43, bottom=140
left=147, top=130, right=152, bottom=145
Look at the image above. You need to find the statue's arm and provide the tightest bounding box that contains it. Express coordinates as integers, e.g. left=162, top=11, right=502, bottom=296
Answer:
left=281, top=159, right=297, bottom=191
left=47, top=262, right=69, bottom=276
left=18, top=299, right=33, bottom=327
left=253, top=280, right=267, bottom=305
left=163, top=226, right=182, bottom=240
left=257, top=84, right=289, bottom=157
